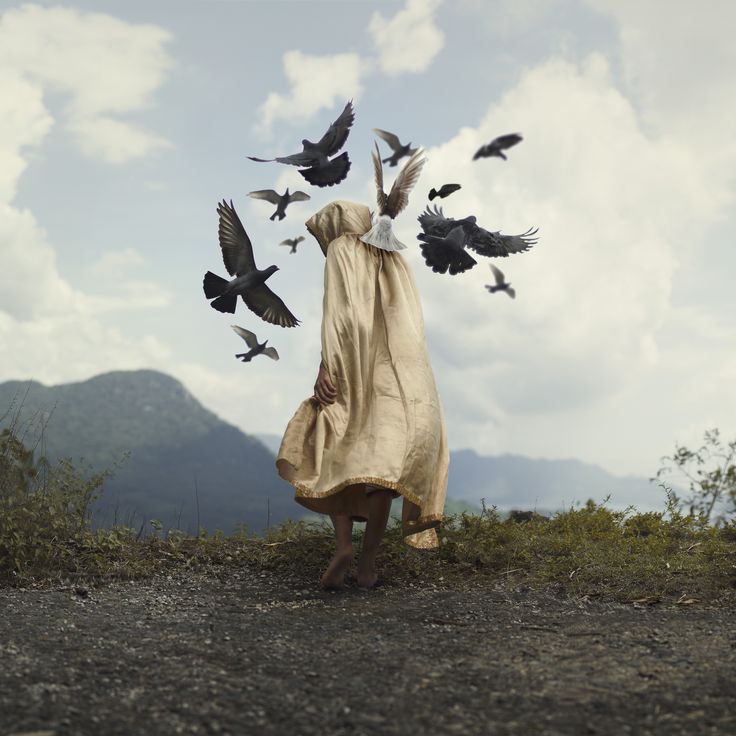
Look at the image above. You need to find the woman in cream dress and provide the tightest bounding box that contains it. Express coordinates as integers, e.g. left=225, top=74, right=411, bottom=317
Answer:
left=276, top=198, right=449, bottom=589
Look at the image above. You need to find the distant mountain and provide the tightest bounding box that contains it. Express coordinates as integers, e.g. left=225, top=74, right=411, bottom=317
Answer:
left=446, top=449, right=663, bottom=513
left=0, top=372, right=663, bottom=538
left=257, top=434, right=662, bottom=514
left=0, top=371, right=300, bottom=534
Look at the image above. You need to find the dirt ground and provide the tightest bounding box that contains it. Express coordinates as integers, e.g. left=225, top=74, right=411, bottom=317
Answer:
left=1, top=565, right=735, bottom=736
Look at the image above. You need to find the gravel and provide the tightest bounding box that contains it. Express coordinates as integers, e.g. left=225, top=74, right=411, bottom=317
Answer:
left=1, top=566, right=735, bottom=736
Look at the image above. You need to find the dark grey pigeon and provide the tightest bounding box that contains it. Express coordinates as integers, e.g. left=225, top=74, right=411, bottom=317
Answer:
left=473, top=133, right=523, bottom=161
left=231, top=325, right=279, bottom=362
left=420, top=224, right=477, bottom=275
left=428, top=183, right=461, bottom=201
left=485, top=264, right=516, bottom=299
left=279, top=235, right=305, bottom=254
left=417, top=204, right=538, bottom=275
left=247, top=100, right=355, bottom=187
left=202, top=199, right=300, bottom=327
left=373, top=128, right=418, bottom=167
left=248, top=187, right=310, bottom=221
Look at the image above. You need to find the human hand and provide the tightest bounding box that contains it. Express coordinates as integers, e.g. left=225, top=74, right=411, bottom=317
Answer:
left=313, top=361, right=337, bottom=405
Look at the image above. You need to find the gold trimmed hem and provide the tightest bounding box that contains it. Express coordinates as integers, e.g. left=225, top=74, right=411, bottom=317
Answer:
left=292, top=476, right=442, bottom=522
left=285, top=474, right=444, bottom=535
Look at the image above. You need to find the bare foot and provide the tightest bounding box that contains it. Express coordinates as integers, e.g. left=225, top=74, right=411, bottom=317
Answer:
left=320, top=549, right=353, bottom=590
left=356, top=558, right=378, bottom=590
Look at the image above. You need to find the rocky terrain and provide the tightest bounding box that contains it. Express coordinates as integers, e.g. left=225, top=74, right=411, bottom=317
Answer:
left=2, top=567, right=735, bottom=736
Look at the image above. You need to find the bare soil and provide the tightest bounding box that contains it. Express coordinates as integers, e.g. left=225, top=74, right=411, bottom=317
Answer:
left=1, top=566, right=735, bottom=736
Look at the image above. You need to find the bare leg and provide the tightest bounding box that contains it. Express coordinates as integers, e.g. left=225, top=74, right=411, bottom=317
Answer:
left=357, top=488, right=394, bottom=589
left=320, top=514, right=354, bottom=590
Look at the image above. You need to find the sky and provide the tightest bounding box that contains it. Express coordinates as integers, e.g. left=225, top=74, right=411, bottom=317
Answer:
left=1, top=0, right=735, bottom=491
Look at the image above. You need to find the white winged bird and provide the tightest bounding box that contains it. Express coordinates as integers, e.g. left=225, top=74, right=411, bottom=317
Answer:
left=202, top=200, right=300, bottom=327
left=247, top=187, right=310, bottom=221
left=247, top=101, right=355, bottom=187
left=279, top=235, right=305, bottom=254
left=485, top=264, right=516, bottom=298
left=359, top=144, right=426, bottom=252
left=373, top=128, right=418, bottom=167
left=231, top=325, right=279, bottom=362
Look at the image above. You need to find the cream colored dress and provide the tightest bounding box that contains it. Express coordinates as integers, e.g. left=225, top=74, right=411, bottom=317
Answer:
left=276, top=200, right=449, bottom=548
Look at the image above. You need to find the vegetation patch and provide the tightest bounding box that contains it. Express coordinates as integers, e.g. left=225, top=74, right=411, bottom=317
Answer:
left=1, top=422, right=735, bottom=604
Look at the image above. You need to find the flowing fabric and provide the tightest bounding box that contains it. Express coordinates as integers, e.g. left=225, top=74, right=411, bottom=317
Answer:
left=276, top=200, right=449, bottom=548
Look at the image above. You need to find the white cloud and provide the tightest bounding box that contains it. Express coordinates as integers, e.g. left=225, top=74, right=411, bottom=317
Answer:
left=373, top=51, right=734, bottom=473
left=368, top=0, right=445, bottom=76
left=0, top=5, right=174, bottom=384
left=69, top=116, right=172, bottom=165
left=457, top=0, right=557, bottom=34
left=0, top=4, right=173, bottom=163
left=255, top=51, right=366, bottom=132
left=254, top=0, right=443, bottom=132
left=0, top=70, right=53, bottom=202
left=88, top=248, right=148, bottom=276
left=585, top=0, right=736, bottom=135
left=0, top=310, right=170, bottom=388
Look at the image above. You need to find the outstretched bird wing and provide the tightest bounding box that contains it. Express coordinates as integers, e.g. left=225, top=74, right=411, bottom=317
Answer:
left=247, top=190, right=282, bottom=205
left=417, top=204, right=458, bottom=240
left=439, top=183, right=462, bottom=198
left=373, top=128, right=403, bottom=152
left=262, top=347, right=280, bottom=361
left=467, top=224, right=538, bottom=258
left=241, top=284, right=300, bottom=328
left=386, top=148, right=426, bottom=218
left=217, top=199, right=256, bottom=276
left=493, top=133, right=523, bottom=150
left=247, top=152, right=320, bottom=167
left=372, top=142, right=388, bottom=214
left=314, top=100, right=355, bottom=156
left=489, top=263, right=505, bottom=285
left=287, top=191, right=311, bottom=203
left=231, top=325, right=259, bottom=349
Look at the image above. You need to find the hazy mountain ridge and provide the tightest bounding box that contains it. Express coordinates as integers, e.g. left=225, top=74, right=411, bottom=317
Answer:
left=0, top=371, right=297, bottom=534
left=0, top=371, right=661, bottom=536
left=256, top=435, right=661, bottom=514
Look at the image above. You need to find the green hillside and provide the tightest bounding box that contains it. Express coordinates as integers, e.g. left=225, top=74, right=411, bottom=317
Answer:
left=0, top=371, right=301, bottom=534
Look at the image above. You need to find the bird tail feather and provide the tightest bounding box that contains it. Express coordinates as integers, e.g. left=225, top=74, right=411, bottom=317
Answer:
left=203, top=271, right=228, bottom=298
left=210, top=293, right=238, bottom=313
left=300, top=152, right=351, bottom=187
left=421, top=243, right=477, bottom=275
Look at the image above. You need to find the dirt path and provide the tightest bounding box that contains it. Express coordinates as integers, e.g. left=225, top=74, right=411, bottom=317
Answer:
left=1, top=568, right=735, bottom=736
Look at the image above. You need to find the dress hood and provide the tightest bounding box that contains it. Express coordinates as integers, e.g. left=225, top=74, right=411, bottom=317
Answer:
left=305, top=200, right=372, bottom=256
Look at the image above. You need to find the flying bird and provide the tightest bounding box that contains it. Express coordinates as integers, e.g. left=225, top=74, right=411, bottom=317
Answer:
left=473, top=133, right=523, bottom=161
left=420, top=224, right=476, bottom=275
left=279, top=235, right=305, bottom=254
left=428, top=183, right=461, bottom=201
left=247, top=100, right=355, bottom=187
left=417, top=204, right=538, bottom=275
left=372, top=128, right=419, bottom=167
left=247, top=187, right=310, bottom=221
left=202, top=199, right=300, bottom=327
left=231, top=325, right=279, bottom=362
left=359, top=144, right=426, bottom=251
left=485, top=264, right=516, bottom=299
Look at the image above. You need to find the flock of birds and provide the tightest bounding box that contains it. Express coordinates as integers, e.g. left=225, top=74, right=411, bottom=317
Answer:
left=202, top=100, right=538, bottom=362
